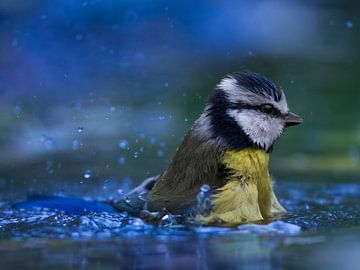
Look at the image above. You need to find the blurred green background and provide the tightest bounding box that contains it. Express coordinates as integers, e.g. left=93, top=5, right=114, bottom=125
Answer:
left=0, top=0, right=359, bottom=199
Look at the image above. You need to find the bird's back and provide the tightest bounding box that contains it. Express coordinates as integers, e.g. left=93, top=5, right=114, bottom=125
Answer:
left=147, top=131, right=225, bottom=213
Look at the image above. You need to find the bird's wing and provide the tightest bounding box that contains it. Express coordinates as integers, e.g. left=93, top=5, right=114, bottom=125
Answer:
left=147, top=132, right=224, bottom=213
left=111, top=175, right=159, bottom=215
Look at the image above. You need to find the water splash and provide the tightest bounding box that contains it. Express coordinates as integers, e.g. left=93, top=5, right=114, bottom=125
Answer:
left=196, top=184, right=212, bottom=216
left=159, top=214, right=177, bottom=227
left=1, top=181, right=360, bottom=240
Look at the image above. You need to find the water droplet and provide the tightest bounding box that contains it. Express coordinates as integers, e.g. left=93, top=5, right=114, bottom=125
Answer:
left=117, top=189, right=124, bottom=195
left=110, top=106, right=116, bottom=112
left=118, top=139, right=129, bottom=149
left=13, top=105, right=21, bottom=117
left=105, top=116, right=110, bottom=120
left=159, top=141, right=165, bottom=148
left=197, top=185, right=212, bottom=215
left=44, top=137, right=54, bottom=151
left=83, top=169, right=92, bottom=179
left=157, top=149, right=164, bottom=157
left=139, top=147, right=144, bottom=153
left=72, top=140, right=80, bottom=150
left=124, top=196, right=131, bottom=203
left=133, top=152, right=139, bottom=159
left=150, top=137, right=157, bottom=145
left=346, top=20, right=354, bottom=29
left=77, top=127, right=84, bottom=133
left=46, top=160, right=54, bottom=174
left=118, top=156, right=126, bottom=165
left=164, top=82, right=169, bottom=87
left=159, top=214, right=177, bottom=227
left=184, top=118, right=188, bottom=122
left=200, top=184, right=211, bottom=193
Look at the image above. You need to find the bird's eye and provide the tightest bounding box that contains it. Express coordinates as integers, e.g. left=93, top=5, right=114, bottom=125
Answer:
left=260, top=104, right=275, bottom=114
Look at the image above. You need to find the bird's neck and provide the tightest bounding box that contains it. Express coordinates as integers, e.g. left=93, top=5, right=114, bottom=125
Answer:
left=221, top=148, right=269, bottom=179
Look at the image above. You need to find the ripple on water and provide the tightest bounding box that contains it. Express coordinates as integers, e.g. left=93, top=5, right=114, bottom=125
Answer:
left=0, top=181, right=360, bottom=239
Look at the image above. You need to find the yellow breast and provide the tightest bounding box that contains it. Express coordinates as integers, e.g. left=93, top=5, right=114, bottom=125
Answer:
left=200, top=148, right=285, bottom=225
left=221, top=148, right=270, bottom=181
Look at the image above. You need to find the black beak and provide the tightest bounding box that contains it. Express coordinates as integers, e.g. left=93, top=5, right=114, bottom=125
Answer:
left=284, top=112, right=303, bottom=127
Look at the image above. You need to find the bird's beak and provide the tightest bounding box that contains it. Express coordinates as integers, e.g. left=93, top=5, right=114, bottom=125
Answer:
left=284, top=112, right=303, bottom=127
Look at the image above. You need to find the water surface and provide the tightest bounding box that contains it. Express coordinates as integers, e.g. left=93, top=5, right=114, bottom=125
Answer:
left=1, top=180, right=360, bottom=269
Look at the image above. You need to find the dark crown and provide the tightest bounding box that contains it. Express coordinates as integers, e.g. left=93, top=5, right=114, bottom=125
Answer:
left=230, top=71, right=282, bottom=102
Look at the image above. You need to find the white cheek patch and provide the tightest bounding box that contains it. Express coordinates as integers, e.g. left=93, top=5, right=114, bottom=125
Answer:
left=227, top=109, right=284, bottom=150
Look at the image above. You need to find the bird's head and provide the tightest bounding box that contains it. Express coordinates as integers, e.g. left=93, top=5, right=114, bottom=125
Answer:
left=203, top=71, right=302, bottom=152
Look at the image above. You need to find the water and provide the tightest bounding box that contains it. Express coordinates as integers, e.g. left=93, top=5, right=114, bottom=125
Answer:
left=1, top=180, right=360, bottom=269
left=1, top=1, right=360, bottom=269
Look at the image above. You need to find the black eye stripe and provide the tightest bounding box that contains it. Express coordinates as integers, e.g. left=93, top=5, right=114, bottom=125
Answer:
left=230, top=102, right=283, bottom=117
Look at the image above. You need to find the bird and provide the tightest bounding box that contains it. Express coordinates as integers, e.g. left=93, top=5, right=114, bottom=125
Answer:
left=14, top=71, right=302, bottom=226
left=117, top=70, right=302, bottom=225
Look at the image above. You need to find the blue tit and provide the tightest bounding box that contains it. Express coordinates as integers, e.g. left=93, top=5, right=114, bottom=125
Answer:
left=122, top=71, right=302, bottom=225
